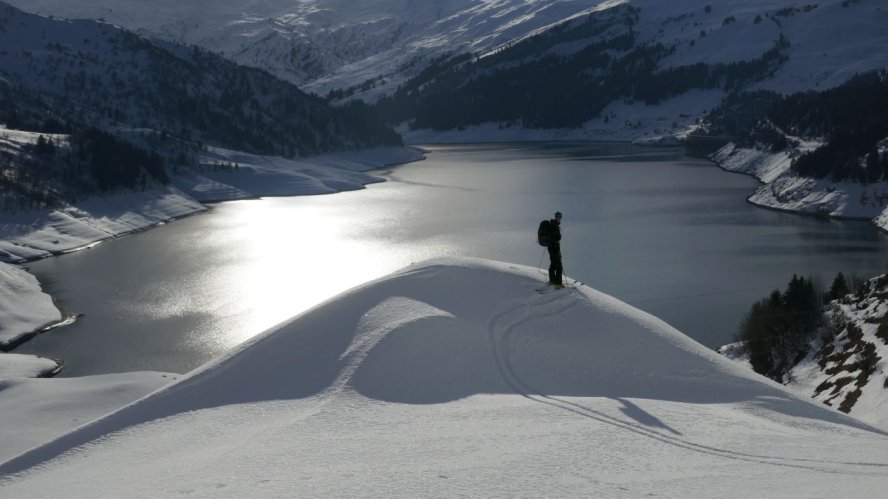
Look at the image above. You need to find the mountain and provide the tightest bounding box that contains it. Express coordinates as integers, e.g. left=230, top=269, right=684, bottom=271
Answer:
left=9, top=1, right=887, bottom=142
left=0, top=2, right=399, bottom=157
left=8, top=1, right=887, bottom=143
left=4, top=0, right=603, bottom=97
left=2, top=258, right=888, bottom=495
left=376, top=0, right=888, bottom=137
left=0, top=1, right=402, bottom=211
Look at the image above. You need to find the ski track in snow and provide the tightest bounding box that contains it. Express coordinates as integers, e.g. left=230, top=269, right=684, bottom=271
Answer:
left=487, top=288, right=888, bottom=476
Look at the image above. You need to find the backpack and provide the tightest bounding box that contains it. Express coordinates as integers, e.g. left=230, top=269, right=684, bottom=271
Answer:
left=537, top=219, right=554, bottom=247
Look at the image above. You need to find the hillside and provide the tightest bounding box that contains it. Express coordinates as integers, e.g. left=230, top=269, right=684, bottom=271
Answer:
left=706, top=71, right=888, bottom=231
left=0, top=2, right=399, bottom=158
left=378, top=0, right=888, bottom=140
left=0, top=260, right=61, bottom=351
left=722, top=272, right=888, bottom=430
left=4, top=0, right=614, bottom=97
left=8, top=1, right=886, bottom=146
left=2, top=258, right=888, bottom=496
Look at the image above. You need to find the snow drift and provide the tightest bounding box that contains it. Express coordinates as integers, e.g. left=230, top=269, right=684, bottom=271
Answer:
left=2, top=258, right=888, bottom=496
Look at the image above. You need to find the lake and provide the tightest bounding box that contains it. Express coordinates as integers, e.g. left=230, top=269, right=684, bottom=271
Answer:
left=19, top=143, right=888, bottom=376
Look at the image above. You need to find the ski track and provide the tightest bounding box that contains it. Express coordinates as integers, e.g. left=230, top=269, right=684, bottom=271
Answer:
left=486, top=288, right=888, bottom=476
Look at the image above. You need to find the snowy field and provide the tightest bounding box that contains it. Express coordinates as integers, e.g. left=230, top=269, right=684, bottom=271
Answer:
left=1, top=258, right=887, bottom=496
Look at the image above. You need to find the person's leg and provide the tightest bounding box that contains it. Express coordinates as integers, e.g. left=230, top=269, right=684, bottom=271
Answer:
left=551, top=247, right=563, bottom=285
left=547, top=245, right=558, bottom=283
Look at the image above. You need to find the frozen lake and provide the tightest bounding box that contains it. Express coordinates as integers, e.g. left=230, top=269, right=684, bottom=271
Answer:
left=20, top=143, right=888, bottom=376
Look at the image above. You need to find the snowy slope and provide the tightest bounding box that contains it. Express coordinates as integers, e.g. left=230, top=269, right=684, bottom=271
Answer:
left=2, top=258, right=888, bottom=496
left=0, top=372, right=177, bottom=463
left=0, top=353, right=58, bottom=380
left=0, top=132, right=420, bottom=379
left=0, top=262, right=61, bottom=348
left=5, top=0, right=611, bottom=96
left=173, top=145, right=425, bottom=202
left=719, top=273, right=888, bottom=431
left=712, top=139, right=888, bottom=229
left=0, top=129, right=422, bottom=262
left=10, top=0, right=887, bottom=107
left=0, top=2, right=397, bottom=158
left=784, top=275, right=888, bottom=431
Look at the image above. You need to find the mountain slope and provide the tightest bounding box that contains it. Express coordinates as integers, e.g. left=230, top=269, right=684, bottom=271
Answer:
left=0, top=2, right=399, bottom=157
left=2, top=258, right=887, bottom=496
left=10, top=0, right=886, bottom=142
left=707, top=71, right=888, bottom=230
left=5, top=0, right=602, bottom=96
left=378, top=0, right=888, bottom=137
left=722, top=272, right=888, bottom=430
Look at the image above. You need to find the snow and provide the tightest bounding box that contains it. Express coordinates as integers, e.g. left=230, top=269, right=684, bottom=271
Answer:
left=0, top=134, right=422, bottom=262
left=2, top=258, right=888, bottom=496
left=711, top=141, right=888, bottom=229
left=403, top=89, right=726, bottom=144
left=779, top=293, right=888, bottom=430
left=0, top=186, right=207, bottom=263
left=746, top=176, right=888, bottom=220
left=0, top=372, right=177, bottom=463
left=9, top=0, right=887, bottom=143
left=0, top=127, right=422, bottom=380
left=0, top=353, right=58, bottom=380
left=711, top=142, right=796, bottom=184
left=0, top=262, right=61, bottom=347
left=174, top=145, right=425, bottom=201
left=15, top=0, right=887, bottom=100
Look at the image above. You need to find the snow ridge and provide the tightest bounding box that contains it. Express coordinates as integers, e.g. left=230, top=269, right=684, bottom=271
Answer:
left=3, top=259, right=888, bottom=497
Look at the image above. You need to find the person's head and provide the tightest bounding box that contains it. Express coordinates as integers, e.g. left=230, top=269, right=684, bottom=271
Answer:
left=554, top=211, right=562, bottom=221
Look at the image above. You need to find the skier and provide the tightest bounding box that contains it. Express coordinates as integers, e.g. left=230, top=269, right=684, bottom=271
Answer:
left=545, top=211, right=563, bottom=286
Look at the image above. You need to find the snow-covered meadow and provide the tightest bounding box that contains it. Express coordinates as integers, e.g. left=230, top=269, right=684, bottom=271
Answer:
left=1, top=258, right=887, bottom=496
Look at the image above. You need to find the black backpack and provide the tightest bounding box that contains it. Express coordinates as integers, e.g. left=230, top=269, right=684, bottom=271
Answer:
left=537, top=219, right=554, bottom=247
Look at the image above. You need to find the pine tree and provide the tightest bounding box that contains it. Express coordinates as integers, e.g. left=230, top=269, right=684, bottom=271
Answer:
left=737, top=275, right=823, bottom=381
left=865, top=147, right=881, bottom=183
left=826, top=272, right=850, bottom=303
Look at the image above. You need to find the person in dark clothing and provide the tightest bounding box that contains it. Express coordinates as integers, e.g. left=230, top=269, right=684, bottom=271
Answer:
left=547, top=211, right=563, bottom=286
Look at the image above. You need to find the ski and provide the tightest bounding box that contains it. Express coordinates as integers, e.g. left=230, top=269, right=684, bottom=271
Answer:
left=535, top=283, right=568, bottom=294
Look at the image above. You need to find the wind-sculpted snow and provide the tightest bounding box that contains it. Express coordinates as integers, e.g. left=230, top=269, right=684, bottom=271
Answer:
left=3, top=259, right=888, bottom=496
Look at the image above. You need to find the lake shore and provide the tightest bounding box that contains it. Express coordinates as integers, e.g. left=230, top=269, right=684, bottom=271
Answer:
left=0, top=145, right=426, bottom=378
left=711, top=142, right=888, bottom=232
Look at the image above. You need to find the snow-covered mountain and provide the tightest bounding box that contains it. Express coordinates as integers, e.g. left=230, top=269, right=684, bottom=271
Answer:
left=6, top=0, right=606, bottom=98
left=0, top=2, right=399, bottom=158
left=9, top=0, right=887, bottom=139
left=378, top=0, right=888, bottom=141
left=2, top=258, right=888, bottom=496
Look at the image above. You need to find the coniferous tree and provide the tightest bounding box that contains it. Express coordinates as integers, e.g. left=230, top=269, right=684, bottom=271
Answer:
left=825, top=272, right=850, bottom=303
left=737, top=275, right=823, bottom=381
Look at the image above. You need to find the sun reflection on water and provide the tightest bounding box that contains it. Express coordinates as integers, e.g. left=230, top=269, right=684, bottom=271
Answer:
left=199, top=194, right=454, bottom=350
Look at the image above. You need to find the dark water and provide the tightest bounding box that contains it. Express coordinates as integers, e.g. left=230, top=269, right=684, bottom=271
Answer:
left=20, top=143, right=888, bottom=376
